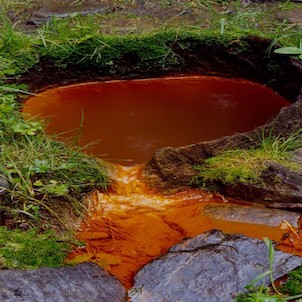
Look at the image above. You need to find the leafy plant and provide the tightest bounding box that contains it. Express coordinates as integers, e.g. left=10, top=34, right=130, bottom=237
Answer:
left=274, top=40, right=302, bottom=60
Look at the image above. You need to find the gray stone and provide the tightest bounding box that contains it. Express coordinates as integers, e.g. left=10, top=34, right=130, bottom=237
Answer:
left=203, top=203, right=301, bottom=227
left=0, top=175, right=10, bottom=196
left=130, top=230, right=302, bottom=302
left=224, top=162, right=302, bottom=209
left=0, top=263, right=126, bottom=302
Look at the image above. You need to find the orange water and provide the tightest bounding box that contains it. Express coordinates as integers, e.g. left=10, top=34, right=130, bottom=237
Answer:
left=23, top=76, right=289, bottom=165
left=66, top=165, right=287, bottom=288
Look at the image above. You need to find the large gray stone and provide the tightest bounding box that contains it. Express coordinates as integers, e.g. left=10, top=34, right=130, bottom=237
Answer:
left=0, top=263, right=126, bottom=302
left=129, top=230, right=302, bottom=302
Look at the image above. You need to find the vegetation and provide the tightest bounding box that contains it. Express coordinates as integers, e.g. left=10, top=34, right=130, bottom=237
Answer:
left=0, top=0, right=301, bottom=284
left=234, top=239, right=302, bottom=302
left=0, top=91, right=108, bottom=224
left=0, top=226, right=74, bottom=269
left=193, top=130, right=302, bottom=188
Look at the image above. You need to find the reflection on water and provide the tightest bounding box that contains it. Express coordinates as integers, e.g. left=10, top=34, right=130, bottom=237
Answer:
left=23, top=76, right=289, bottom=165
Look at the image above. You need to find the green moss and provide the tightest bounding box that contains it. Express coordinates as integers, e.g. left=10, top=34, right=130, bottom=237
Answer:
left=0, top=226, right=71, bottom=269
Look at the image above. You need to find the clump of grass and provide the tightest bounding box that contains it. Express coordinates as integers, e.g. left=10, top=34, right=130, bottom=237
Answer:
left=0, top=13, right=39, bottom=77
left=0, top=226, right=71, bottom=269
left=193, top=130, right=302, bottom=187
left=0, top=91, right=109, bottom=225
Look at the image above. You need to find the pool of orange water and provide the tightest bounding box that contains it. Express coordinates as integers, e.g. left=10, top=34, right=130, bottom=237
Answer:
left=66, top=165, right=287, bottom=288
left=23, top=76, right=293, bottom=287
left=23, top=76, right=289, bottom=165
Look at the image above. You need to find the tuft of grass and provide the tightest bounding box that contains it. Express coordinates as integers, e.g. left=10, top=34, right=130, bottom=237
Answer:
left=0, top=13, right=39, bottom=77
left=193, top=130, right=302, bottom=187
left=0, top=226, right=71, bottom=269
left=0, top=91, right=109, bottom=225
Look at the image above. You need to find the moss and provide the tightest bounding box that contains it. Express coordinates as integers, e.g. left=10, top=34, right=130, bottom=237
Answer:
left=193, top=131, right=302, bottom=188
left=0, top=226, right=73, bottom=269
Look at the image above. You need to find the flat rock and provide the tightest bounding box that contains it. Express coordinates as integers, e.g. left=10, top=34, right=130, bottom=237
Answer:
left=0, top=263, right=126, bottom=302
left=130, top=230, right=302, bottom=302
left=203, top=203, right=301, bottom=227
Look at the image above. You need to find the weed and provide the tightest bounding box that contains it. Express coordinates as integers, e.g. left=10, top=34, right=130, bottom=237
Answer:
left=234, top=238, right=302, bottom=302
left=193, top=130, right=302, bottom=187
left=274, top=39, right=302, bottom=60
left=281, top=267, right=302, bottom=296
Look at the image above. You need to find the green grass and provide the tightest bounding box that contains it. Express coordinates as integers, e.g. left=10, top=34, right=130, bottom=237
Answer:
left=0, top=226, right=74, bottom=269
left=281, top=267, right=302, bottom=296
left=0, top=91, right=109, bottom=225
left=193, top=130, right=302, bottom=187
left=234, top=239, right=302, bottom=302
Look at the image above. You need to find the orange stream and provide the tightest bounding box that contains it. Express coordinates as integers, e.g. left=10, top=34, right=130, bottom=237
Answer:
left=66, top=165, right=287, bottom=288
left=23, top=76, right=289, bottom=165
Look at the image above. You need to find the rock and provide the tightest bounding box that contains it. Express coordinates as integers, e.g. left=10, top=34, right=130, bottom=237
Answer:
left=27, top=5, right=109, bottom=26
left=223, top=163, right=302, bottom=209
left=142, top=100, right=302, bottom=208
left=0, top=263, right=126, bottom=302
left=203, top=203, right=301, bottom=227
left=129, top=230, right=302, bottom=302
left=0, top=175, right=10, bottom=196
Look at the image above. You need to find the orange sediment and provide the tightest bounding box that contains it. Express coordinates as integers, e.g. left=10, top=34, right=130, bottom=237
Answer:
left=66, top=164, right=287, bottom=288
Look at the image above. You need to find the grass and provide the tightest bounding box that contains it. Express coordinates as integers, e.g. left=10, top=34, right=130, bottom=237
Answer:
left=0, top=91, right=109, bottom=225
left=234, top=239, right=302, bottom=302
left=193, top=130, right=302, bottom=188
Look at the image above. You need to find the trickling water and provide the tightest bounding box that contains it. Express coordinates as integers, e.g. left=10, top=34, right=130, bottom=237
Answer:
left=23, top=76, right=289, bottom=165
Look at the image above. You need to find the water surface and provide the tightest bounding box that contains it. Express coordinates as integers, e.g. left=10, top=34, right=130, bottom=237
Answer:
left=23, top=76, right=289, bottom=164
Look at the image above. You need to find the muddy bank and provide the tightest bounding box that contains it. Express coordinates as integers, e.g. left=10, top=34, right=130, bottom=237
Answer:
left=17, top=36, right=302, bottom=104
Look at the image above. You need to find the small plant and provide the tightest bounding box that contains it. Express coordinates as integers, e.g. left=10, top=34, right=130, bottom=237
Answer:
left=274, top=40, right=302, bottom=60
left=234, top=238, right=302, bottom=302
